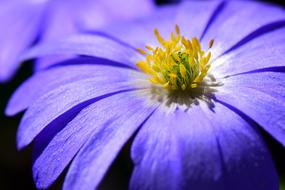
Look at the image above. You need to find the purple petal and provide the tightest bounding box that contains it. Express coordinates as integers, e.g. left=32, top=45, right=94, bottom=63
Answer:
left=61, top=91, right=157, bottom=190
left=34, top=0, right=78, bottom=71
left=216, top=89, right=284, bottom=143
left=101, top=0, right=223, bottom=48
left=223, top=72, right=285, bottom=101
left=22, top=34, right=142, bottom=69
left=0, top=1, right=44, bottom=82
left=216, top=72, right=285, bottom=146
left=212, top=27, right=285, bottom=76
left=130, top=103, right=277, bottom=190
left=40, top=1, right=77, bottom=42
left=35, top=55, right=76, bottom=71
left=130, top=109, right=185, bottom=190
left=72, top=0, right=155, bottom=30
left=201, top=0, right=285, bottom=59
left=6, top=58, right=141, bottom=116
left=16, top=72, right=145, bottom=149
left=200, top=102, right=278, bottom=190
left=0, top=0, right=155, bottom=80
left=35, top=0, right=154, bottom=71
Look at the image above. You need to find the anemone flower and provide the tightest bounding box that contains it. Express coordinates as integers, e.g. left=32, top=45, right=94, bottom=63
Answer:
left=6, top=0, right=285, bottom=189
left=0, top=0, right=154, bottom=82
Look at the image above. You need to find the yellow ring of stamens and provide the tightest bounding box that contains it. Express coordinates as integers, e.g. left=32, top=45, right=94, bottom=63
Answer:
left=137, top=25, right=214, bottom=91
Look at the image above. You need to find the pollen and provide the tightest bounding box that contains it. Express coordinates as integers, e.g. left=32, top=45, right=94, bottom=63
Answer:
left=136, top=25, right=214, bottom=91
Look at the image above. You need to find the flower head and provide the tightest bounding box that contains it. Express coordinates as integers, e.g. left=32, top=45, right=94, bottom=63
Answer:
left=0, top=0, right=154, bottom=82
left=6, top=0, right=285, bottom=190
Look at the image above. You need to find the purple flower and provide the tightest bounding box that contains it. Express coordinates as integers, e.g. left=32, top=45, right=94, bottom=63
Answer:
left=6, top=0, right=285, bottom=189
left=0, top=0, right=154, bottom=82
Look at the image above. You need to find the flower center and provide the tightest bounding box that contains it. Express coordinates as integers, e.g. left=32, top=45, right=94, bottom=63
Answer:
left=137, top=25, right=214, bottom=91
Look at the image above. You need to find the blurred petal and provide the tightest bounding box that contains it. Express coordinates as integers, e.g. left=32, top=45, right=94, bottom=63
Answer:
left=41, top=1, right=76, bottom=41
left=201, top=0, right=285, bottom=59
left=0, top=0, right=155, bottom=80
left=35, top=0, right=78, bottom=71
left=72, top=0, right=155, bottom=30
left=61, top=91, right=157, bottom=190
left=16, top=74, right=144, bottom=149
left=22, top=34, right=141, bottom=69
left=6, top=58, right=142, bottom=116
left=36, top=0, right=154, bottom=71
left=0, top=1, right=44, bottom=81
left=130, top=103, right=277, bottom=190
left=101, top=0, right=223, bottom=47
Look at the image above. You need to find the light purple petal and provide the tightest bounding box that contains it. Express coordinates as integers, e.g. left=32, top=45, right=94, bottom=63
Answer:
left=16, top=72, right=146, bottom=149
left=34, top=0, right=78, bottom=71
left=35, top=0, right=154, bottom=71
left=35, top=55, right=76, bottom=71
left=130, top=109, right=185, bottom=190
left=130, top=103, right=277, bottom=190
left=101, top=0, right=223, bottom=48
left=6, top=58, right=141, bottom=116
left=0, top=1, right=44, bottom=81
left=212, top=27, right=285, bottom=77
left=40, top=1, right=77, bottom=42
left=22, top=34, right=142, bottom=69
left=200, top=102, right=278, bottom=190
left=0, top=0, right=155, bottom=79
left=223, top=72, right=285, bottom=101
left=72, top=0, right=155, bottom=30
left=201, top=0, right=285, bottom=59
left=61, top=90, right=158, bottom=190
left=216, top=72, right=285, bottom=146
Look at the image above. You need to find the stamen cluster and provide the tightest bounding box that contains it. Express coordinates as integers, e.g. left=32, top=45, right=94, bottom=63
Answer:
left=137, top=25, right=214, bottom=91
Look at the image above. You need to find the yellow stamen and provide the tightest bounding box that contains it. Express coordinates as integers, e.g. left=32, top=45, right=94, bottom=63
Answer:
left=136, top=61, right=153, bottom=74
left=169, top=73, right=177, bottom=78
left=175, top=24, right=180, bottom=35
left=205, top=52, right=211, bottom=63
left=154, top=28, right=165, bottom=46
left=145, top=45, right=153, bottom=51
left=192, top=37, right=201, bottom=52
left=136, top=25, right=214, bottom=91
left=209, top=39, right=214, bottom=48
left=137, top=48, right=147, bottom=55
left=149, top=77, right=159, bottom=84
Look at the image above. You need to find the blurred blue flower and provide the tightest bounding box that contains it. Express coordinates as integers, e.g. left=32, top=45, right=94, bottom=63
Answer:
left=0, top=0, right=154, bottom=82
left=6, top=0, right=285, bottom=189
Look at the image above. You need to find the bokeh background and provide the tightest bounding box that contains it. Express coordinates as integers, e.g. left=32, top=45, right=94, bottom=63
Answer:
left=0, top=0, right=284, bottom=189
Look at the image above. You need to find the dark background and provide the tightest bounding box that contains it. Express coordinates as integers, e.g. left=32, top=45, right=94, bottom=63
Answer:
left=0, top=0, right=284, bottom=189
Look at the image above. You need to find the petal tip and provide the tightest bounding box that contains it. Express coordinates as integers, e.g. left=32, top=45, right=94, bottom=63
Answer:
left=16, top=130, right=29, bottom=151
left=5, top=99, right=20, bottom=117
